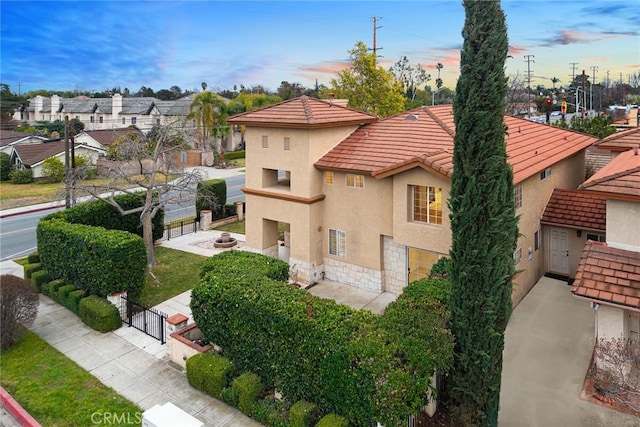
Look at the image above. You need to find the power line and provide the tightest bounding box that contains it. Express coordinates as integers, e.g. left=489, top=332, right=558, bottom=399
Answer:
left=569, top=62, right=579, bottom=83
left=524, top=55, right=535, bottom=116
left=369, top=17, right=383, bottom=64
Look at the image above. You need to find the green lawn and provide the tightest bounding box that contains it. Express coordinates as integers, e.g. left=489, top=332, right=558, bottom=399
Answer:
left=0, top=330, right=142, bottom=427
left=139, top=247, right=207, bottom=307
left=214, top=220, right=246, bottom=234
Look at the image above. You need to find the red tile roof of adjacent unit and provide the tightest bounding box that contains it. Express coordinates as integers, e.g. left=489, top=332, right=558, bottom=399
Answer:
left=580, top=148, right=640, bottom=199
left=227, top=96, right=377, bottom=129
left=314, top=105, right=598, bottom=184
left=541, top=189, right=606, bottom=233
left=596, top=127, right=640, bottom=152
left=572, top=241, right=640, bottom=309
left=79, top=128, right=142, bottom=146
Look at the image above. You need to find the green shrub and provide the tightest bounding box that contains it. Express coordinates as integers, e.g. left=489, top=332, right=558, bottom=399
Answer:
left=219, top=387, right=237, bottom=407
left=78, top=295, right=122, bottom=332
left=27, top=252, right=40, bottom=264
left=0, top=152, right=10, bottom=181
left=186, top=352, right=234, bottom=398
left=47, top=279, right=65, bottom=298
left=428, top=257, right=450, bottom=279
left=232, top=372, right=263, bottom=414
left=251, top=397, right=290, bottom=427
left=315, top=414, right=348, bottom=427
left=23, top=263, right=41, bottom=280
left=30, top=270, right=51, bottom=293
left=67, top=289, right=86, bottom=314
left=289, top=400, right=319, bottom=427
left=10, top=168, right=33, bottom=184
left=224, top=150, right=245, bottom=161
left=41, top=156, right=65, bottom=182
left=56, top=284, right=77, bottom=307
left=196, top=179, right=226, bottom=220
left=199, top=250, right=289, bottom=282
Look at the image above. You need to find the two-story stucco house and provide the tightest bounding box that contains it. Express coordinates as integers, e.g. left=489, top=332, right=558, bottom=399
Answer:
left=572, top=148, right=640, bottom=341
left=229, top=96, right=598, bottom=306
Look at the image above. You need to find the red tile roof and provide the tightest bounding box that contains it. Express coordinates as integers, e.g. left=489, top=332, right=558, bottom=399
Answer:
left=79, top=128, right=142, bottom=146
left=227, top=96, right=377, bottom=129
left=572, top=241, right=640, bottom=309
left=314, top=105, right=598, bottom=183
left=580, top=148, right=640, bottom=199
left=541, top=189, right=606, bottom=233
left=596, top=127, right=640, bottom=152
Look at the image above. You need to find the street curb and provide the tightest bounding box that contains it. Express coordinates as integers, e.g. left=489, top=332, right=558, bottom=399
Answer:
left=0, top=204, right=63, bottom=219
left=0, top=386, right=42, bottom=427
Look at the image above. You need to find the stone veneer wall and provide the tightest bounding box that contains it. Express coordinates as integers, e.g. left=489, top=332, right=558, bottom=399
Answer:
left=289, top=257, right=324, bottom=286
left=324, top=258, right=382, bottom=293
left=382, top=236, right=407, bottom=295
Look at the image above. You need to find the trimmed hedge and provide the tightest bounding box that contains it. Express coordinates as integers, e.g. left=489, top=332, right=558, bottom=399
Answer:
left=67, top=289, right=87, bottom=314
left=37, top=218, right=146, bottom=300
left=199, top=250, right=289, bottom=282
left=224, top=150, right=245, bottom=161
left=30, top=270, right=50, bottom=293
left=56, top=284, right=77, bottom=307
left=23, top=263, right=41, bottom=280
left=47, top=279, right=65, bottom=298
left=290, top=400, right=319, bottom=427
left=186, top=352, right=234, bottom=399
left=250, top=397, right=290, bottom=427
left=232, top=372, right=263, bottom=414
left=315, top=414, right=348, bottom=427
left=196, top=179, right=226, bottom=220
left=44, top=192, right=164, bottom=241
left=78, top=295, right=122, bottom=332
left=27, top=252, right=40, bottom=263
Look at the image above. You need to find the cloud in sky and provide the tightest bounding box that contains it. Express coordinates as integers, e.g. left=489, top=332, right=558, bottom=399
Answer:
left=1, top=1, right=637, bottom=94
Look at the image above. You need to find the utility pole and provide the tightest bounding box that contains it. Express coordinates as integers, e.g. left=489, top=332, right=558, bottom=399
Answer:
left=370, top=17, right=383, bottom=64
left=569, top=62, right=579, bottom=84
left=64, top=116, right=71, bottom=208
left=524, top=55, right=535, bottom=116
left=582, top=70, right=587, bottom=117
left=590, top=65, right=598, bottom=112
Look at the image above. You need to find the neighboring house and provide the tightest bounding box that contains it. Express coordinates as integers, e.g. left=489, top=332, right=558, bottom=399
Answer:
left=572, top=148, right=640, bottom=341
left=595, top=127, right=640, bottom=158
left=0, top=130, right=47, bottom=156
left=229, top=96, right=598, bottom=306
left=11, top=140, right=104, bottom=178
left=74, top=128, right=144, bottom=151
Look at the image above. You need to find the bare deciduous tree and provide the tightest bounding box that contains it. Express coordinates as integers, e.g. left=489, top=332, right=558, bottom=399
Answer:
left=593, top=337, right=640, bottom=412
left=1, top=275, right=39, bottom=349
left=78, top=122, right=216, bottom=271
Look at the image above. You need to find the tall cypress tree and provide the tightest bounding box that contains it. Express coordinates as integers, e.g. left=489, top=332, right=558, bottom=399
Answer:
left=449, top=1, right=518, bottom=425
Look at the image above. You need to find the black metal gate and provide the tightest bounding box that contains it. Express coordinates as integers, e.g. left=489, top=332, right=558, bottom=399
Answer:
left=120, top=296, right=168, bottom=344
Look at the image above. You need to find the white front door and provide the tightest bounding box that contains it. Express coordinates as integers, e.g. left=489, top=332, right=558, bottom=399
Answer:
left=550, top=228, right=569, bottom=275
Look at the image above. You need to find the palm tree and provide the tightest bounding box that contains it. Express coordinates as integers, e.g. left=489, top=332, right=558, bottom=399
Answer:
left=188, top=91, right=217, bottom=149
left=551, top=77, right=561, bottom=92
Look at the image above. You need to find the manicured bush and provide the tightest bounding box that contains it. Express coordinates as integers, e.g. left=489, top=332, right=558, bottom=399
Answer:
left=428, top=256, right=450, bottom=279
left=27, top=252, right=40, bottom=264
left=250, top=397, right=290, bottom=427
left=199, top=250, right=289, bottom=282
left=23, top=263, right=41, bottom=280
left=219, top=387, right=237, bottom=407
left=10, top=168, right=33, bottom=184
left=30, top=270, right=51, bottom=293
left=0, top=275, right=39, bottom=349
left=196, top=179, right=226, bottom=220
left=289, top=400, right=319, bottom=427
left=224, top=150, right=245, bottom=161
left=186, top=352, right=234, bottom=399
left=0, top=152, right=10, bottom=181
left=67, top=289, right=87, bottom=314
left=56, top=284, right=77, bottom=307
left=47, top=279, right=65, bottom=298
left=37, top=218, right=146, bottom=300
left=315, top=414, right=348, bottom=427
left=78, top=295, right=122, bottom=332
left=232, top=372, right=263, bottom=414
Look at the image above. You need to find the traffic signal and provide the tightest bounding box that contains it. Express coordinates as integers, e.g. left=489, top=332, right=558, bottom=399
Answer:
left=561, top=101, right=567, bottom=114
left=546, top=97, right=552, bottom=105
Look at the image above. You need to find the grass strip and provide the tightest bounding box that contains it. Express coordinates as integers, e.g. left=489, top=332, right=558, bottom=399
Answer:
left=0, top=330, right=142, bottom=427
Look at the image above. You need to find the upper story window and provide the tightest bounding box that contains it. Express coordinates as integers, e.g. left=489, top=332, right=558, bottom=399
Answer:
left=156, top=119, right=161, bottom=125
left=131, top=117, right=137, bottom=125
left=90, top=116, right=95, bottom=123
left=513, top=247, right=522, bottom=265
left=262, top=135, right=268, bottom=148
left=325, top=171, right=334, bottom=185
left=99, top=116, right=104, bottom=124
left=540, top=167, right=551, bottom=180
left=284, top=137, right=290, bottom=151
left=586, top=233, right=605, bottom=242
left=122, top=117, right=126, bottom=124
left=346, top=174, right=364, bottom=188
left=329, top=229, right=346, bottom=257
left=412, top=185, right=443, bottom=225
left=514, top=184, right=523, bottom=209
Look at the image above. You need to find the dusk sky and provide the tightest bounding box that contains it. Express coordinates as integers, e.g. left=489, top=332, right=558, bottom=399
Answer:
left=1, top=0, right=638, bottom=95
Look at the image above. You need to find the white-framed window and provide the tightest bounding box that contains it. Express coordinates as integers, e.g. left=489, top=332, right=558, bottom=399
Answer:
left=156, top=118, right=161, bottom=125
left=586, top=233, right=605, bottom=242
left=412, top=185, right=443, bottom=225
left=534, top=229, right=542, bottom=251
left=540, top=167, right=551, bottom=180
left=329, top=229, right=346, bottom=257
left=99, top=116, right=103, bottom=124
left=513, top=247, right=522, bottom=265
left=346, top=174, right=364, bottom=188
left=284, top=137, right=290, bottom=151
left=122, top=117, right=126, bottom=124
left=514, top=184, right=523, bottom=209
left=90, top=116, right=95, bottom=123
left=325, top=171, right=334, bottom=185
left=131, top=117, right=137, bottom=125
left=262, top=135, right=268, bottom=148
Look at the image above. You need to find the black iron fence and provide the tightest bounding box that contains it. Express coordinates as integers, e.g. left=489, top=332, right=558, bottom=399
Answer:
left=164, top=216, right=199, bottom=240
left=120, top=295, right=168, bottom=344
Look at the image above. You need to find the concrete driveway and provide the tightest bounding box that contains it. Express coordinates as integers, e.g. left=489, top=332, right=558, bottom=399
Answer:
left=499, top=276, right=640, bottom=426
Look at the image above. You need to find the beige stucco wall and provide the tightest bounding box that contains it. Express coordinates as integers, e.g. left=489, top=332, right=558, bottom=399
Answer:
left=606, top=200, right=640, bottom=251
left=597, top=304, right=625, bottom=341
left=392, top=168, right=451, bottom=254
